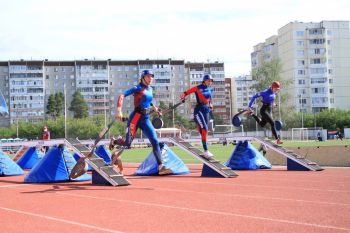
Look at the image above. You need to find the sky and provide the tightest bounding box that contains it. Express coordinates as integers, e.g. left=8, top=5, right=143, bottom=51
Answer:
left=0, top=0, right=349, bottom=76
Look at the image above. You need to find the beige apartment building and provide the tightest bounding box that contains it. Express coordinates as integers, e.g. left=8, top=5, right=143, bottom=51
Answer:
left=234, top=75, right=256, bottom=112
left=251, top=21, right=350, bottom=113
left=0, top=59, right=228, bottom=127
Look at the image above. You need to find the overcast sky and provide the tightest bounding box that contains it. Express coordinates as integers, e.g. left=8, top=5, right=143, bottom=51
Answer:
left=0, top=0, right=349, bottom=76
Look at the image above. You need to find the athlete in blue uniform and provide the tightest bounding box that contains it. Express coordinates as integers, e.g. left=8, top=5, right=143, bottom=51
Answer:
left=247, top=81, right=283, bottom=144
left=181, top=74, right=214, bottom=159
left=115, top=70, right=172, bottom=175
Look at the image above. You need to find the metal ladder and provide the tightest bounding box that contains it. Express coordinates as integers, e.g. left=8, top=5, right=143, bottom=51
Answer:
left=169, top=137, right=238, bottom=178
left=253, top=137, right=323, bottom=171
left=65, top=138, right=130, bottom=186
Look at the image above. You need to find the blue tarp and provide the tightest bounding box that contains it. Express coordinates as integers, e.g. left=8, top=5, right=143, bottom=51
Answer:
left=17, top=147, right=44, bottom=169
left=25, top=146, right=91, bottom=183
left=0, top=149, right=24, bottom=176
left=95, top=145, right=112, bottom=165
left=135, top=143, right=190, bottom=176
left=225, top=141, right=272, bottom=170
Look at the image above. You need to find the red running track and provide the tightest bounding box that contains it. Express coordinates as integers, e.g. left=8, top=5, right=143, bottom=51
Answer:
left=1, top=165, right=350, bottom=233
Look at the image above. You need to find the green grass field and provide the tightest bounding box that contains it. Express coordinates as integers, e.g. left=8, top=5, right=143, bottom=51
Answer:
left=121, top=144, right=234, bottom=164
left=121, top=139, right=350, bottom=164
left=4, top=139, right=349, bottom=164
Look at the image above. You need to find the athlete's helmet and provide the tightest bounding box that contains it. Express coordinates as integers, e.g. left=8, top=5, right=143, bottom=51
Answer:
left=141, top=70, right=154, bottom=78
left=271, top=81, right=281, bottom=90
left=202, top=74, right=213, bottom=82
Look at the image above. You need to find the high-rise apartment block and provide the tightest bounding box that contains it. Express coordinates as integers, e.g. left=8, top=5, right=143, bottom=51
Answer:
left=0, top=59, right=227, bottom=127
left=251, top=21, right=350, bottom=113
left=234, top=75, right=256, bottom=112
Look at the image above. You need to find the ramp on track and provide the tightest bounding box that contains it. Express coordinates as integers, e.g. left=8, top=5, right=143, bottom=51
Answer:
left=12, top=146, right=29, bottom=162
left=65, top=138, right=130, bottom=186
left=168, top=137, right=238, bottom=178
left=230, top=136, right=323, bottom=171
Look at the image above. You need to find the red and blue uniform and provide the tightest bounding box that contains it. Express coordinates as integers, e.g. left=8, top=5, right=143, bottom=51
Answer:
left=117, top=83, right=162, bottom=165
left=183, top=84, right=212, bottom=151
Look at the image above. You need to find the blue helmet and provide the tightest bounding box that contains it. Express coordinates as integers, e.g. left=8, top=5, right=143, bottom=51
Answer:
left=202, top=74, right=213, bottom=82
left=141, top=69, right=154, bottom=78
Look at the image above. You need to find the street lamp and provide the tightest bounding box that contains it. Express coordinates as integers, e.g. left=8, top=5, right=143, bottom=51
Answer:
left=299, top=94, right=304, bottom=129
left=64, top=83, right=67, bottom=139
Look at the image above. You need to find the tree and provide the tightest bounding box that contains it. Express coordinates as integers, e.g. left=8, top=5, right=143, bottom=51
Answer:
left=46, top=92, right=65, bottom=119
left=155, top=101, right=196, bottom=130
left=251, top=59, right=284, bottom=91
left=46, top=94, right=56, bottom=118
left=54, top=92, right=64, bottom=117
left=69, top=91, right=88, bottom=118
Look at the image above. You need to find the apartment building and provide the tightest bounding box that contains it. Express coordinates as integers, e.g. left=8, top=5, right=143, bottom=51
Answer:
left=251, top=21, right=350, bottom=113
left=8, top=61, right=45, bottom=124
left=234, top=75, right=256, bottom=111
left=224, top=77, right=236, bottom=124
left=0, top=59, right=228, bottom=127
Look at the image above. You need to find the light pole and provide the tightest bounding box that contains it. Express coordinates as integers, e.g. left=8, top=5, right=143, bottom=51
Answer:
left=64, top=83, right=67, bottom=139
left=16, top=116, right=19, bottom=138
left=103, top=85, right=107, bottom=138
left=229, top=84, right=233, bottom=135
left=172, top=87, right=176, bottom=137
left=278, top=93, right=282, bottom=139
left=299, top=94, right=304, bottom=129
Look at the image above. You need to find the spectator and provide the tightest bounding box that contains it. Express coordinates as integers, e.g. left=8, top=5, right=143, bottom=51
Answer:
left=42, top=125, right=50, bottom=153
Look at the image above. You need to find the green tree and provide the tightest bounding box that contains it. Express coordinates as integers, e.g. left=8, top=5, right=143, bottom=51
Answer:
left=54, top=92, right=65, bottom=117
left=46, top=92, right=65, bottom=119
left=156, top=101, right=196, bottom=130
left=69, top=91, right=88, bottom=118
left=46, top=94, right=56, bottom=118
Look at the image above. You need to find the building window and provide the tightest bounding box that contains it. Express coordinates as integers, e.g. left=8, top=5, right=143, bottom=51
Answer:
left=298, top=79, right=305, bottom=85
left=329, top=88, right=333, bottom=94
left=296, top=31, right=304, bottom=37
left=309, top=29, right=323, bottom=35
left=309, top=38, right=325, bottom=45
left=297, top=41, right=304, bottom=46
left=297, top=60, right=305, bottom=66
left=310, top=58, right=321, bottom=64
left=297, top=50, right=304, bottom=56
left=297, top=70, right=305, bottom=75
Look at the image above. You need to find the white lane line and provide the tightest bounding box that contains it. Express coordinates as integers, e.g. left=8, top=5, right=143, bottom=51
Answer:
left=0, top=207, right=123, bottom=233
left=151, top=179, right=350, bottom=193
left=146, top=186, right=350, bottom=206
left=57, top=192, right=350, bottom=232
left=6, top=184, right=350, bottom=207
left=0, top=184, right=29, bottom=188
